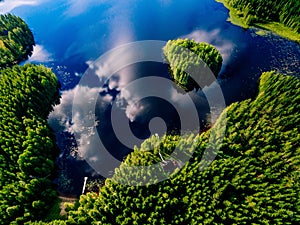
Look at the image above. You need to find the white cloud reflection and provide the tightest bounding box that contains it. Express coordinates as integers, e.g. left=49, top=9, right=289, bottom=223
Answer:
left=49, top=85, right=108, bottom=135
left=27, top=44, right=53, bottom=63
left=64, top=0, right=110, bottom=17
left=0, top=0, right=42, bottom=14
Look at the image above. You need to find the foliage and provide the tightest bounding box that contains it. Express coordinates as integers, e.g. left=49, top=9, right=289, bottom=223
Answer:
left=217, top=0, right=300, bottom=42
left=0, top=64, right=60, bottom=224
left=0, top=14, right=35, bottom=68
left=86, top=179, right=106, bottom=193
left=42, top=197, right=63, bottom=222
left=43, top=71, right=299, bottom=224
left=163, top=39, right=223, bottom=91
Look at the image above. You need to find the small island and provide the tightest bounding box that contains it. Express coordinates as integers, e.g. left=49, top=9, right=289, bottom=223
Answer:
left=217, top=0, right=300, bottom=43
left=0, top=14, right=35, bottom=68
left=163, top=39, right=223, bottom=92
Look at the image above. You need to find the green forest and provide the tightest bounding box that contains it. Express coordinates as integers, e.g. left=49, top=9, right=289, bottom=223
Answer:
left=0, top=14, right=35, bottom=68
left=217, top=0, right=300, bottom=43
left=31, top=71, right=300, bottom=224
left=0, top=14, right=61, bottom=224
left=0, top=64, right=61, bottom=224
left=163, top=39, right=223, bottom=91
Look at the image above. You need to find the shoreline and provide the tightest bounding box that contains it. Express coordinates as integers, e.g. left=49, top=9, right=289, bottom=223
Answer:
left=216, top=0, right=300, bottom=44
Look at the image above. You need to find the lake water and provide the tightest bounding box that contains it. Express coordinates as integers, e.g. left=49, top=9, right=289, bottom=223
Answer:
left=2, top=0, right=299, bottom=195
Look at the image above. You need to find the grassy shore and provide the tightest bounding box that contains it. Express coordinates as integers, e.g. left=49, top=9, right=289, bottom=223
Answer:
left=216, top=0, right=300, bottom=43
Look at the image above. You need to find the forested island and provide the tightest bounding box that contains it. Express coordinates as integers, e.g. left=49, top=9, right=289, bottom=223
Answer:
left=163, top=39, right=223, bottom=91
left=217, top=0, right=300, bottom=43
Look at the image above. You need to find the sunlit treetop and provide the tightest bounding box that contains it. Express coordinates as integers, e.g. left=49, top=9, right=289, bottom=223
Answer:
left=0, top=14, right=35, bottom=68
left=163, top=39, right=223, bottom=92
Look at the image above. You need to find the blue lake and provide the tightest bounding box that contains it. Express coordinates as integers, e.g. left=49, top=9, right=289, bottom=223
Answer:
left=2, top=0, right=299, bottom=195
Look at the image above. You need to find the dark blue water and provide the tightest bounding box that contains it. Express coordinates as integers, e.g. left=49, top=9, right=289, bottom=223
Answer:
left=3, top=0, right=299, bottom=195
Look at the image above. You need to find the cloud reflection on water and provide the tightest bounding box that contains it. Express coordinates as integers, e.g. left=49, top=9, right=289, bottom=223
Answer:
left=27, top=44, right=53, bottom=63
left=0, top=0, right=39, bottom=14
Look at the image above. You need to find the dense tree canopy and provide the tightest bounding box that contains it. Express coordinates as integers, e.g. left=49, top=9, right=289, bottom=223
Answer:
left=217, top=0, right=300, bottom=42
left=0, top=64, right=60, bottom=224
left=0, top=14, right=35, bottom=68
left=163, top=39, right=223, bottom=92
left=35, top=71, right=299, bottom=224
